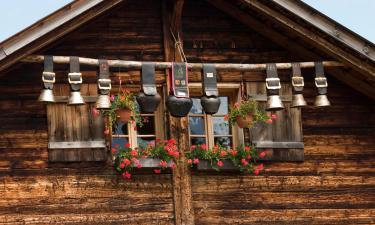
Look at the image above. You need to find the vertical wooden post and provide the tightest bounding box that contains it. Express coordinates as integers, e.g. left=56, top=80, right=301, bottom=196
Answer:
left=162, top=0, right=195, bottom=225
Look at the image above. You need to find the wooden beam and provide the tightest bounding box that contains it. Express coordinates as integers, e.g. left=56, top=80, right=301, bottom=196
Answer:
left=21, top=55, right=343, bottom=71
left=162, top=1, right=195, bottom=225
left=207, top=0, right=375, bottom=100
left=241, top=0, right=375, bottom=80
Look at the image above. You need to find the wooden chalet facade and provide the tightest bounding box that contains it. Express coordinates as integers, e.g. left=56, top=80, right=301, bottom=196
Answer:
left=0, top=0, right=374, bottom=224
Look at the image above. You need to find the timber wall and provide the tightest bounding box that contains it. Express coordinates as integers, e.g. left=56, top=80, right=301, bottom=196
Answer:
left=0, top=0, right=374, bottom=224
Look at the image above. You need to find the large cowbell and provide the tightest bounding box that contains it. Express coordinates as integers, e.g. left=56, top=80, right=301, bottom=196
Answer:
left=136, top=62, right=161, bottom=113
left=38, top=56, right=56, bottom=103
left=96, top=59, right=112, bottom=109
left=200, top=64, right=220, bottom=114
left=265, top=63, right=284, bottom=111
left=166, top=63, right=192, bottom=117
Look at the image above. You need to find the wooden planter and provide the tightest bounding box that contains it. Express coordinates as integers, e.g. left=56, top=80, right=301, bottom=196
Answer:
left=117, top=108, right=132, bottom=123
left=196, top=159, right=238, bottom=171
left=136, top=158, right=174, bottom=168
left=236, top=114, right=253, bottom=128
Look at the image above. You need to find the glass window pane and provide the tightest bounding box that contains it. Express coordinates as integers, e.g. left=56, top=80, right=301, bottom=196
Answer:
left=215, top=97, right=229, bottom=115
left=191, top=137, right=206, bottom=146
left=113, top=122, right=128, bottom=135
left=112, top=137, right=129, bottom=149
left=213, top=117, right=231, bottom=135
left=189, top=116, right=205, bottom=135
left=190, top=98, right=203, bottom=114
left=137, top=116, right=155, bottom=135
left=137, top=137, right=155, bottom=150
left=214, top=137, right=232, bottom=148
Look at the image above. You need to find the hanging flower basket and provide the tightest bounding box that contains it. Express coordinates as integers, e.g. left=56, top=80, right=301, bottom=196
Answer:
left=116, top=107, right=132, bottom=123
left=225, top=99, right=271, bottom=129
left=236, top=114, right=254, bottom=129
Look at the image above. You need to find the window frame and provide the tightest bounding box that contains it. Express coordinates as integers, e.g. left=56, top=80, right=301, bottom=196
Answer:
left=188, top=83, right=243, bottom=149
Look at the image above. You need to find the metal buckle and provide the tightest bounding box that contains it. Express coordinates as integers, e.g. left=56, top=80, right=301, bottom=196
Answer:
left=265, top=78, right=281, bottom=90
left=315, top=77, right=328, bottom=88
left=292, top=77, right=304, bottom=87
left=42, top=71, right=55, bottom=83
left=98, top=78, right=111, bottom=90
left=68, top=72, right=83, bottom=84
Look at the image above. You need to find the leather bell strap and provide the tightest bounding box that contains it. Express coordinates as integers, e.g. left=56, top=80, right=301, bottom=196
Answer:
left=202, top=64, right=218, bottom=97
left=141, top=62, right=157, bottom=96
left=42, top=55, right=55, bottom=90
left=171, top=62, right=189, bottom=98
left=291, top=63, right=304, bottom=93
left=315, top=62, right=328, bottom=95
left=98, top=59, right=111, bottom=95
left=68, top=56, right=82, bottom=92
left=266, top=63, right=281, bottom=96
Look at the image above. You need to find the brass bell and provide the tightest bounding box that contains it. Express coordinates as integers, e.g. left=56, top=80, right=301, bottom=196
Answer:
left=314, top=95, right=330, bottom=107
left=38, top=89, right=55, bottom=103
left=68, top=91, right=85, bottom=105
left=291, top=94, right=307, bottom=108
left=266, top=95, right=284, bottom=111
left=96, top=94, right=111, bottom=109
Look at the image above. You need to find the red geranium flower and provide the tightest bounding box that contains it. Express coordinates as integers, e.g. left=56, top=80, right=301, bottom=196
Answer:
left=111, top=148, right=117, bottom=154
left=253, top=169, right=260, bottom=175
left=131, top=149, right=138, bottom=156
left=220, top=150, right=227, bottom=157
left=187, top=159, right=193, bottom=165
left=193, top=158, right=199, bottom=164
left=217, top=160, right=224, bottom=167
left=271, top=114, right=278, bottom=120
left=125, top=143, right=131, bottom=148
left=266, top=119, right=273, bottom=124
left=154, top=169, right=161, bottom=174
left=122, top=171, right=131, bottom=179
left=259, top=151, right=267, bottom=158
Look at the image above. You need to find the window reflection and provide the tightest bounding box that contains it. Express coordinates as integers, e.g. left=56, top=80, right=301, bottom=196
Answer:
left=190, top=98, right=203, bottom=114
left=189, top=117, right=205, bottom=135
left=137, top=137, right=155, bottom=150
left=214, top=137, right=231, bottom=147
left=113, top=122, right=128, bottom=135
left=215, top=97, right=229, bottom=115
left=112, top=137, right=129, bottom=148
left=213, top=117, right=230, bottom=135
left=191, top=137, right=206, bottom=145
left=137, top=116, right=155, bottom=135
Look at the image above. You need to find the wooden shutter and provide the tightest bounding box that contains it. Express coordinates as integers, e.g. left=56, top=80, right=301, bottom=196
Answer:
left=47, top=84, right=107, bottom=162
left=246, top=82, right=304, bottom=162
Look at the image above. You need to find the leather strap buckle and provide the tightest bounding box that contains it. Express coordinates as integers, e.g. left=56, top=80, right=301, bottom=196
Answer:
left=266, top=78, right=281, bottom=90
left=42, top=71, right=55, bottom=83
left=68, top=72, right=83, bottom=84
left=292, top=77, right=304, bottom=87
left=98, top=78, right=111, bottom=90
left=315, top=77, right=328, bottom=88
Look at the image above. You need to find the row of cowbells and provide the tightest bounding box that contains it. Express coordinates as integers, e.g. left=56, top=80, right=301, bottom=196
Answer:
left=265, top=62, right=330, bottom=111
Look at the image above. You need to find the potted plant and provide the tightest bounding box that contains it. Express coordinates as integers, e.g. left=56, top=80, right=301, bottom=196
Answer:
left=101, top=88, right=145, bottom=132
left=111, top=138, right=179, bottom=179
left=225, top=99, right=271, bottom=129
left=186, top=144, right=267, bottom=175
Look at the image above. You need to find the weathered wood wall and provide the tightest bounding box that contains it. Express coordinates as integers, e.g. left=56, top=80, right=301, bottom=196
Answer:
left=0, top=0, right=374, bottom=224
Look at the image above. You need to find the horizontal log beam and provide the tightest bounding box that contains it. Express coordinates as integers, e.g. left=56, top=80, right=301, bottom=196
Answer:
left=21, top=55, right=344, bottom=71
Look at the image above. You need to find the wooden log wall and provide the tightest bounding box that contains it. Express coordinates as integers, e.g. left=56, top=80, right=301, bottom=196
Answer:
left=0, top=0, right=374, bottom=224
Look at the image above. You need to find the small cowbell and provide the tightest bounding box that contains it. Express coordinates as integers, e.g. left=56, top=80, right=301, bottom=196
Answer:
left=291, top=94, right=307, bottom=108
left=201, top=96, right=221, bottom=114
left=96, top=94, right=111, bottom=109
left=136, top=92, right=162, bottom=113
left=68, top=91, right=85, bottom=105
left=266, top=95, right=284, bottom=111
left=38, top=89, right=55, bottom=103
left=314, top=94, right=331, bottom=107
left=166, top=95, right=193, bottom=117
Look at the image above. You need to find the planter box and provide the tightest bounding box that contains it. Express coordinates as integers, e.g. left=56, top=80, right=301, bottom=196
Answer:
left=196, top=159, right=238, bottom=171
left=137, top=158, right=173, bottom=168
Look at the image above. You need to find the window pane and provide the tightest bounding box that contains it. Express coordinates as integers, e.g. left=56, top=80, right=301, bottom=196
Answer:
left=214, top=137, right=232, bottom=148
left=137, top=137, right=155, bottom=150
left=113, top=122, right=128, bottom=135
left=190, top=98, right=203, bottom=114
left=112, top=137, right=129, bottom=148
left=215, top=97, right=229, bottom=115
left=213, top=117, right=231, bottom=135
left=189, top=116, right=205, bottom=135
left=137, top=116, right=155, bottom=135
left=191, top=137, right=206, bottom=146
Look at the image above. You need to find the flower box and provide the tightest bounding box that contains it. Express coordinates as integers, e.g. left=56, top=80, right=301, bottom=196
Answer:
left=136, top=158, right=174, bottom=168
left=196, top=159, right=238, bottom=171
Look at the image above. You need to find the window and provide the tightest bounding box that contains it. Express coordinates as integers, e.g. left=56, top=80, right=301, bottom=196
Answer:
left=112, top=90, right=165, bottom=149
left=188, top=96, right=234, bottom=148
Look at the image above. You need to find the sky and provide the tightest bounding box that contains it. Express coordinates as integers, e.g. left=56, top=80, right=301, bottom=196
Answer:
left=0, top=0, right=374, bottom=44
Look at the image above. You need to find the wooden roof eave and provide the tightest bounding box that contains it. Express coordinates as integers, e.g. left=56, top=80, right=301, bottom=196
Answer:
left=0, top=0, right=124, bottom=72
